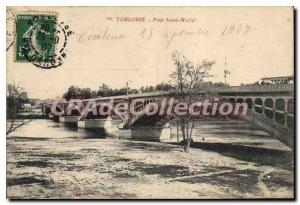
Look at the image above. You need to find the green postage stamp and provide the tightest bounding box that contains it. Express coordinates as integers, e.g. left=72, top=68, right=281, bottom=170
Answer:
left=15, top=14, right=56, bottom=63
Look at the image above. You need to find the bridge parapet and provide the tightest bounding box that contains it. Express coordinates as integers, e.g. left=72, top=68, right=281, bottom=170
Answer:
left=214, top=84, right=294, bottom=93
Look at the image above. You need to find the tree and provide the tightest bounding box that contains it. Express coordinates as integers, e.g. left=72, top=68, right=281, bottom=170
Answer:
left=170, top=51, right=215, bottom=152
left=7, top=84, right=31, bottom=134
left=81, top=88, right=92, bottom=99
left=90, top=90, right=97, bottom=98
left=63, top=86, right=95, bottom=100
left=194, top=81, right=229, bottom=93
left=97, top=83, right=112, bottom=97
left=141, top=85, right=155, bottom=93
left=112, top=87, right=127, bottom=96
left=63, top=86, right=81, bottom=100
left=155, top=82, right=174, bottom=92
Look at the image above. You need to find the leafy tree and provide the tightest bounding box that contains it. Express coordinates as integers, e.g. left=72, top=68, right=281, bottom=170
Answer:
left=90, top=90, right=98, bottom=98
left=170, top=51, right=215, bottom=152
left=194, top=81, right=229, bottom=93
left=63, top=86, right=80, bottom=100
left=81, top=88, right=92, bottom=99
left=7, top=84, right=31, bottom=134
left=141, top=86, right=155, bottom=93
left=155, top=82, right=174, bottom=92
left=112, top=87, right=127, bottom=96
left=97, top=83, right=112, bottom=97
left=63, top=86, right=95, bottom=100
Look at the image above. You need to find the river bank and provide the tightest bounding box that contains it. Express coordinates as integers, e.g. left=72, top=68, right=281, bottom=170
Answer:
left=7, top=119, right=294, bottom=199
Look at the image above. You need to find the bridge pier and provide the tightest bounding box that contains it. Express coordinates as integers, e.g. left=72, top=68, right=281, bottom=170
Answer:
left=131, top=124, right=171, bottom=142
left=48, top=113, right=59, bottom=122
left=78, top=118, right=107, bottom=129
left=59, top=116, right=81, bottom=123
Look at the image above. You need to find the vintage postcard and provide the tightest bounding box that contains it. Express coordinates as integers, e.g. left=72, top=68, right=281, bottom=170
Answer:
left=6, top=7, right=294, bottom=199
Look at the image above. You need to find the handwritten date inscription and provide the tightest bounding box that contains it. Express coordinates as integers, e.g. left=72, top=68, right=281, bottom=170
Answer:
left=77, top=23, right=252, bottom=49
left=221, top=24, right=251, bottom=36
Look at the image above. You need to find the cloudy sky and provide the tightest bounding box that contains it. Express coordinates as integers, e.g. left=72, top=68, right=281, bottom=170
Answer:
left=7, top=7, right=293, bottom=99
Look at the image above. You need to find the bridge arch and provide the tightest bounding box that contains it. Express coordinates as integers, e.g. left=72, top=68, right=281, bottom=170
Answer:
left=245, top=98, right=253, bottom=109
left=275, top=98, right=285, bottom=111
left=264, top=98, right=273, bottom=108
left=229, top=98, right=236, bottom=104
left=264, top=98, right=274, bottom=119
left=287, top=115, right=294, bottom=129
left=237, top=98, right=244, bottom=103
left=220, top=97, right=228, bottom=102
left=287, top=99, right=294, bottom=113
left=254, top=98, right=263, bottom=114
left=45, top=106, right=52, bottom=115
left=287, top=98, right=294, bottom=129
left=254, top=98, right=263, bottom=105
left=275, top=111, right=285, bottom=125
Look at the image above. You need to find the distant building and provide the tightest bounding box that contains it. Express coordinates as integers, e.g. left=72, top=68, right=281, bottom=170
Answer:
left=260, top=76, right=294, bottom=85
left=20, top=103, right=33, bottom=112
left=29, top=98, right=40, bottom=106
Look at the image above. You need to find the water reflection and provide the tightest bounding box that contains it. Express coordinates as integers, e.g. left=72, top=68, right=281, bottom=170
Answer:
left=8, top=119, right=134, bottom=140
left=8, top=119, right=105, bottom=139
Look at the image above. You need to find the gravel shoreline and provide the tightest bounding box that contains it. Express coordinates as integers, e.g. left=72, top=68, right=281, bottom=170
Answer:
left=7, top=134, right=293, bottom=199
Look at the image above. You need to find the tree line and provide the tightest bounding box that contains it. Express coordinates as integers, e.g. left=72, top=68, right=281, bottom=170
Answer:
left=62, top=81, right=228, bottom=100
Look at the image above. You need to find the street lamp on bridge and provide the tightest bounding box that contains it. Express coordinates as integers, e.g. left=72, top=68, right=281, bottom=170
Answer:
left=126, top=80, right=132, bottom=96
left=224, top=56, right=231, bottom=85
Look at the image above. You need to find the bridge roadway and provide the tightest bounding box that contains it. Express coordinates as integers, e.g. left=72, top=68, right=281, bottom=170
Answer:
left=42, top=84, right=294, bottom=147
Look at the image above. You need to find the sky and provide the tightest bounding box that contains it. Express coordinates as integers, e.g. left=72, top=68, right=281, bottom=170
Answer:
left=7, top=7, right=294, bottom=99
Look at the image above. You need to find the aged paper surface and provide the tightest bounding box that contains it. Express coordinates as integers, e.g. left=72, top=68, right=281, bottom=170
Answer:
left=6, top=7, right=294, bottom=199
